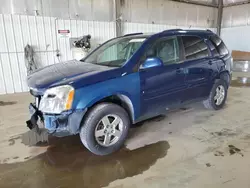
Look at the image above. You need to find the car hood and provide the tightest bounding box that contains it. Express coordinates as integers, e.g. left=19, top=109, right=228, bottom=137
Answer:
left=27, top=60, right=118, bottom=91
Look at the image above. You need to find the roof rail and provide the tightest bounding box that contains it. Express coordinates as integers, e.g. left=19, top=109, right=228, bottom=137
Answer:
left=206, top=29, right=213, bottom=33
left=161, top=29, right=183, bottom=33
left=124, top=32, right=143, bottom=36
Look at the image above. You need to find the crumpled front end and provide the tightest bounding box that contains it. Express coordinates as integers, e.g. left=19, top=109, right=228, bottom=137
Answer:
left=43, top=109, right=87, bottom=137
left=26, top=102, right=87, bottom=137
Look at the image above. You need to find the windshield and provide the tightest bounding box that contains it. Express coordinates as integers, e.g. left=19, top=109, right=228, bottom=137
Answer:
left=82, top=36, right=147, bottom=67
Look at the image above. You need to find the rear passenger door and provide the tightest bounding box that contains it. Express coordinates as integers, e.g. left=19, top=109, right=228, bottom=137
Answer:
left=181, top=35, right=218, bottom=101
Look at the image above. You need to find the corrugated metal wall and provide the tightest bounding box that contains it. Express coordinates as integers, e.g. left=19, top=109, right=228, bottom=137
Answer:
left=0, top=0, right=219, bottom=95
left=0, top=0, right=217, bottom=26
left=123, top=22, right=216, bottom=35
left=222, top=4, right=250, bottom=28
left=121, top=0, right=217, bottom=28
left=0, top=14, right=115, bottom=94
left=0, top=0, right=114, bottom=21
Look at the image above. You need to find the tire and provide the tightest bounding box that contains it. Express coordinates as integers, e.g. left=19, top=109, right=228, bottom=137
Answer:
left=203, top=79, right=228, bottom=110
left=80, top=103, right=130, bottom=156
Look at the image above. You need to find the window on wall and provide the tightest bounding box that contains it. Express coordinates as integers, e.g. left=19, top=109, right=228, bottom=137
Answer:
left=145, top=37, right=180, bottom=66
left=210, top=35, right=229, bottom=56
left=182, top=36, right=209, bottom=60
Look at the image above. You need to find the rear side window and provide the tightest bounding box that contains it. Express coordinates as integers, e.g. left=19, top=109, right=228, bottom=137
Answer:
left=209, top=42, right=220, bottom=57
left=182, top=36, right=209, bottom=60
left=210, top=35, right=229, bottom=56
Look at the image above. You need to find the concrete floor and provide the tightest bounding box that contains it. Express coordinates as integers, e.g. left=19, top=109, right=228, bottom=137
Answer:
left=0, top=84, right=250, bottom=188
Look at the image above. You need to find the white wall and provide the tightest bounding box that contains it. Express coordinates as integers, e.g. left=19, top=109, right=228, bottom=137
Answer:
left=221, top=26, right=250, bottom=52
left=0, top=0, right=218, bottom=28
left=0, top=14, right=116, bottom=94
left=123, top=22, right=216, bottom=35
left=221, top=4, right=250, bottom=52
left=0, top=0, right=114, bottom=21
left=222, top=4, right=250, bottom=27
left=121, top=0, right=217, bottom=28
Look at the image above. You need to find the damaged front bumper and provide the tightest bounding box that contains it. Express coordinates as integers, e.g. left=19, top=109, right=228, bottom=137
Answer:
left=26, top=103, right=87, bottom=137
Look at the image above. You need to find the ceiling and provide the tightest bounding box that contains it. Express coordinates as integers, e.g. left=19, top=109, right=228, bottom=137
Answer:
left=185, top=0, right=249, bottom=6
left=223, top=0, right=248, bottom=5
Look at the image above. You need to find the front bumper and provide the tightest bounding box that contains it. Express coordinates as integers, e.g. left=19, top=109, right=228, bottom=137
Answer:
left=26, top=103, right=87, bottom=137
left=26, top=103, right=44, bottom=134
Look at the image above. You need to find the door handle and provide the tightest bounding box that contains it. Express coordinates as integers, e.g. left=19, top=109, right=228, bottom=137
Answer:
left=176, top=68, right=185, bottom=74
left=208, top=60, right=213, bottom=65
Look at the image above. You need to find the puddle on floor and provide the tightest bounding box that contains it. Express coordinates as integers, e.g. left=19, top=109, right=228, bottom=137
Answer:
left=131, top=115, right=167, bottom=128
left=21, top=129, right=49, bottom=146
left=0, top=136, right=170, bottom=188
left=0, top=101, right=17, bottom=106
left=7, top=129, right=49, bottom=147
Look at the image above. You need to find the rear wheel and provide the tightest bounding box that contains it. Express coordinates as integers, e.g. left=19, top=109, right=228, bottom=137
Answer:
left=80, top=103, right=130, bottom=156
left=203, top=79, right=228, bottom=110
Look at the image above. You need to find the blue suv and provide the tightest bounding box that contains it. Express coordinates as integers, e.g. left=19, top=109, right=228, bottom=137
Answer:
left=26, top=29, right=232, bottom=155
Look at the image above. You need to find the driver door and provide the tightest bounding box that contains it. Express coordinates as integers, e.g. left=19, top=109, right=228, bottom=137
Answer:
left=139, top=36, right=187, bottom=116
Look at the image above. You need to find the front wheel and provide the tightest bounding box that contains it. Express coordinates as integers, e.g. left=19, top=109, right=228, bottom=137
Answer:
left=203, top=79, right=228, bottom=110
left=80, top=103, right=130, bottom=156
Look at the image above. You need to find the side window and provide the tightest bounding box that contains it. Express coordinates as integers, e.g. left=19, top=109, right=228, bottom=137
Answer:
left=209, top=42, right=220, bottom=57
left=145, top=37, right=180, bottom=66
left=210, top=35, right=229, bottom=56
left=182, top=36, right=209, bottom=60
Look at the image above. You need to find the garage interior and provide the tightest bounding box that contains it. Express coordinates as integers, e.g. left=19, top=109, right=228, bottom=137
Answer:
left=1, top=0, right=250, bottom=187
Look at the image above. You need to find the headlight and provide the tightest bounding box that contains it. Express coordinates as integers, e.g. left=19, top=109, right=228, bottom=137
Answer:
left=39, top=85, right=74, bottom=114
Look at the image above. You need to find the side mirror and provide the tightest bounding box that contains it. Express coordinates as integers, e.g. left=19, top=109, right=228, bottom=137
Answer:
left=140, top=57, right=163, bottom=70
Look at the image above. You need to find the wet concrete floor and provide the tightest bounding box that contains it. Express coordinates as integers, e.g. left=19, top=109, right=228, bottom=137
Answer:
left=0, top=135, right=170, bottom=188
left=231, top=77, right=250, bottom=87
left=0, top=76, right=248, bottom=188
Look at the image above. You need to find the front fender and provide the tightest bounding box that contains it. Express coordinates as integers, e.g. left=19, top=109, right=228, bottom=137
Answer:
left=72, top=73, right=141, bottom=120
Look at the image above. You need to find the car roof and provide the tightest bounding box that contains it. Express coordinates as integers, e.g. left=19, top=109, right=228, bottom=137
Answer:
left=122, top=29, right=215, bottom=39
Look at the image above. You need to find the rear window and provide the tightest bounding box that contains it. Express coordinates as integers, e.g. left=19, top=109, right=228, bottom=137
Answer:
left=182, top=36, right=209, bottom=60
left=210, top=35, right=229, bottom=56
